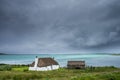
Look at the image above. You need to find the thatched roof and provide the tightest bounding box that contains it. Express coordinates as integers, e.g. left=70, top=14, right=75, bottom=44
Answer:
left=67, top=61, right=85, bottom=66
left=30, top=57, right=59, bottom=67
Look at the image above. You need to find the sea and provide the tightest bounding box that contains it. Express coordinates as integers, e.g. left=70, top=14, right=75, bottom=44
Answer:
left=0, top=54, right=120, bottom=67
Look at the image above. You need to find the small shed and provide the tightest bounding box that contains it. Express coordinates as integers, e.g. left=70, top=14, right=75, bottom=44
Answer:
left=29, top=57, right=59, bottom=71
left=67, top=61, right=85, bottom=69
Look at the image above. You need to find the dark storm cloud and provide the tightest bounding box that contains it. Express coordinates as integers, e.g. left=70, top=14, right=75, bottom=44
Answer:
left=0, top=0, right=120, bottom=53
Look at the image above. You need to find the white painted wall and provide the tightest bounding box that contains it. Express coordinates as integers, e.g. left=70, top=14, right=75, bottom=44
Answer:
left=52, top=65, right=59, bottom=70
left=29, top=65, right=59, bottom=71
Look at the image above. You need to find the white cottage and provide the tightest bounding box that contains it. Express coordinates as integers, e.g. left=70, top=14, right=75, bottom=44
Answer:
left=29, top=56, right=59, bottom=71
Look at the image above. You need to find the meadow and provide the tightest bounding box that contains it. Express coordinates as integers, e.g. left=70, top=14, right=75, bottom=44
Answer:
left=0, top=64, right=120, bottom=80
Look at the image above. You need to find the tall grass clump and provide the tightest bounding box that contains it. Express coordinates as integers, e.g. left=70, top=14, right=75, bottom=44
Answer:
left=85, top=66, right=117, bottom=72
left=0, top=64, right=12, bottom=71
left=71, top=75, right=95, bottom=80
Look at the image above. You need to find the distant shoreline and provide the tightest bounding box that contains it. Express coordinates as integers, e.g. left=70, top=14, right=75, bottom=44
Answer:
left=0, top=53, right=7, bottom=55
left=110, top=54, right=120, bottom=56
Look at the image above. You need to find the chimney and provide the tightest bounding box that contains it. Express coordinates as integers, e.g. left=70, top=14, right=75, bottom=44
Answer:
left=53, top=57, right=54, bottom=60
left=34, top=56, right=38, bottom=68
left=36, top=56, right=38, bottom=58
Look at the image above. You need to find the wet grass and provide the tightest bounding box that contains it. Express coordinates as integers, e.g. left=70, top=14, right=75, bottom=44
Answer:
left=0, top=65, right=120, bottom=80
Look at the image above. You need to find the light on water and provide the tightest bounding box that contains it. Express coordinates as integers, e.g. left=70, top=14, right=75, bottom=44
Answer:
left=0, top=54, right=120, bottom=67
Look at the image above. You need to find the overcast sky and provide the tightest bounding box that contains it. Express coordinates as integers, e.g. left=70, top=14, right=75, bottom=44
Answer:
left=0, top=0, right=120, bottom=54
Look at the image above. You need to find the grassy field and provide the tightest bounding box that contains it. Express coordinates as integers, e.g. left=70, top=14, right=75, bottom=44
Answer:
left=111, top=54, right=120, bottom=56
left=0, top=65, right=120, bottom=80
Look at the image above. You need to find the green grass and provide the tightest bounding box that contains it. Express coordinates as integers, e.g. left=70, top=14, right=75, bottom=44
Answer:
left=0, top=64, right=12, bottom=71
left=12, top=66, right=28, bottom=71
left=111, top=54, right=120, bottom=56
left=0, top=65, right=120, bottom=80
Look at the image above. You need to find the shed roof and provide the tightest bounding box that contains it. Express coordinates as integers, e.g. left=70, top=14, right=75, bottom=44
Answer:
left=67, top=61, right=85, bottom=66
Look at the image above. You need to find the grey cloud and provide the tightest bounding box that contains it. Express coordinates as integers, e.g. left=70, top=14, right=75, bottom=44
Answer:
left=0, top=0, right=120, bottom=53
